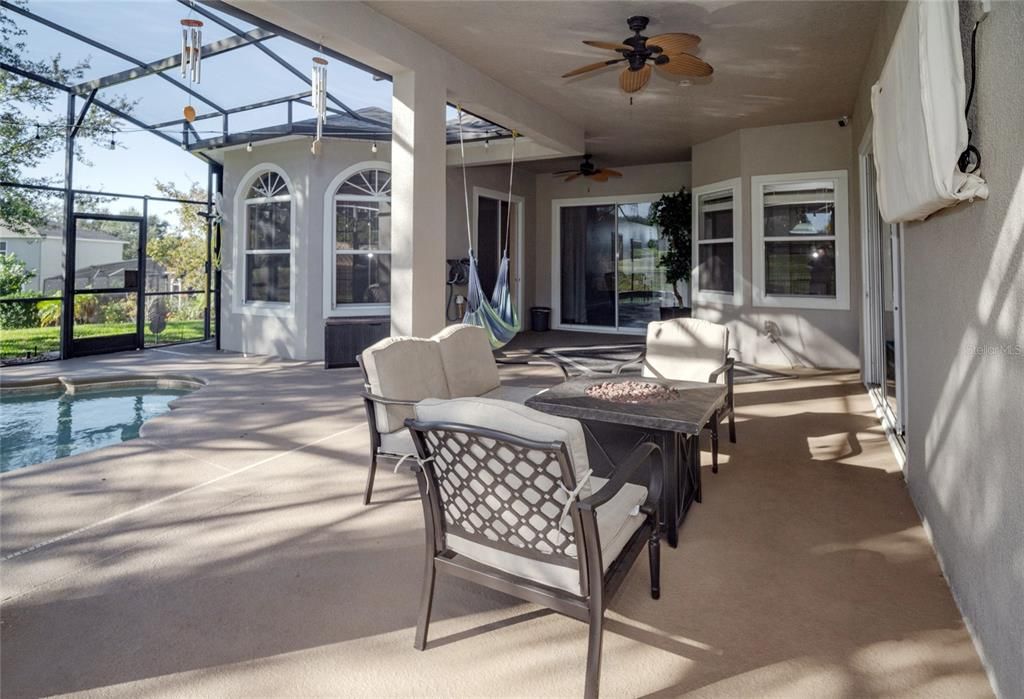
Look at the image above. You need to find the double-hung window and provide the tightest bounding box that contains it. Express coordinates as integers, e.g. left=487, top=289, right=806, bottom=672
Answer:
left=752, top=170, right=849, bottom=310
left=244, top=171, right=291, bottom=304
left=332, top=168, right=391, bottom=313
left=692, top=178, right=742, bottom=305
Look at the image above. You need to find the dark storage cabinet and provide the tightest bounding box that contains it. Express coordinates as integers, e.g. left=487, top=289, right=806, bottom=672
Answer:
left=325, top=317, right=389, bottom=369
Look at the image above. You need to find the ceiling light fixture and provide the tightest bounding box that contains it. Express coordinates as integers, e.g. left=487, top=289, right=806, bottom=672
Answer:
left=371, top=141, right=378, bottom=154
left=246, top=141, right=253, bottom=153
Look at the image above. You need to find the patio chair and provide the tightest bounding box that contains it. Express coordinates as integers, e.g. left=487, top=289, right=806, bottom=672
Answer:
left=406, top=397, right=663, bottom=699
left=357, top=326, right=568, bottom=505
left=616, top=318, right=736, bottom=473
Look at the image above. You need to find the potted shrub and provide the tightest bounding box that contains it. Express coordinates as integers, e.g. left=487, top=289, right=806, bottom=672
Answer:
left=649, top=187, right=692, bottom=319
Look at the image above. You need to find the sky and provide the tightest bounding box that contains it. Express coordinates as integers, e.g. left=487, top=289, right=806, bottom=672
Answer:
left=12, top=0, right=394, bottom=203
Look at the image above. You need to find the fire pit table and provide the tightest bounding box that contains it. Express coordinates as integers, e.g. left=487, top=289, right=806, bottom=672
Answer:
left=526, top=375, right=726, bottom=547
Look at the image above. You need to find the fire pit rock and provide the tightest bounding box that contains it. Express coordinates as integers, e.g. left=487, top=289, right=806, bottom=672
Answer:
left=585, top=380, right=680, bottom=404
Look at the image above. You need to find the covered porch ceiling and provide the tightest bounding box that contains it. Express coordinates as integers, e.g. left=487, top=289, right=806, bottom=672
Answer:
left=366, top=0, right=884, bottom=168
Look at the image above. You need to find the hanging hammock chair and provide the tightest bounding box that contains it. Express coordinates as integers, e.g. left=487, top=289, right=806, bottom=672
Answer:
left=457, top=106, right=520, bottom=348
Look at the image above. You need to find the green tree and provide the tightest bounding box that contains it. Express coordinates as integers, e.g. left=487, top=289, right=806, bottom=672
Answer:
left=649, top=188, right=692, bottom=307
left=0, top=252, right=35, bottom=296
left=147, top=179, right=209, bottom=292
left=1, top=0, right=133, bottom=233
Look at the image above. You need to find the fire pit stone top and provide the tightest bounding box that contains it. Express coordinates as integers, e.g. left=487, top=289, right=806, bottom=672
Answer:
left=585, top=380, right=680, bottom=405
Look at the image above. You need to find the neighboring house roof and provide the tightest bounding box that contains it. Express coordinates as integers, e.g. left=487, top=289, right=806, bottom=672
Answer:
left=0, top=223, right=127, bottom=244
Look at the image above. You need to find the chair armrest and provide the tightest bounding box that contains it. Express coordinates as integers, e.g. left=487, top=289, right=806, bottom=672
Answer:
left=708, top=357, right=735, bottom=383
left=578, top=441, right=662, bottom=512
left=495, top=356, right=570, bottom=379
left=360, top=391, right=420, bottom=407
left=611, top=354, right=646, bottom=375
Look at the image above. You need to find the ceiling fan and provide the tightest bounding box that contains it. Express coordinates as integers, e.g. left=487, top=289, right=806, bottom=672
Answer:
left=553, top=154, right=623, bottom=183
left=562, top=15, right=713, bottom=93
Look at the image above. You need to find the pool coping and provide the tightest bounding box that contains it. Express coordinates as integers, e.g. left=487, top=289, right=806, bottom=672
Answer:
left=0, top=373, right=207, bottom=397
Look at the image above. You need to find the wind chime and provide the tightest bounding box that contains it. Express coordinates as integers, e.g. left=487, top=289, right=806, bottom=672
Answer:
left=310, top=56, right=328, bottom=154
left=180, top=18, right=203, bottom=122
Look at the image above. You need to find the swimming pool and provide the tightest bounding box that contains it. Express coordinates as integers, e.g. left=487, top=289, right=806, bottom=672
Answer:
left=0, top=376, right=202, bottom=473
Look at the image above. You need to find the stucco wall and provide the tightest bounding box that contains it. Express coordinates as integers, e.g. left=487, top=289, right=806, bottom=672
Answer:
left=851, top=2, right=1024, bottom=696
left=221, top=138, right=393, bottom=360
left=530, top=160, right=692, bottom=313
left=692, top=120, right=859, bottom=368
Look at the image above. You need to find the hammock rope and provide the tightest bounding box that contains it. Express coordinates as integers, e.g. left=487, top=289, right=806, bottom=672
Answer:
left=458, top=105, right=519, bottom=348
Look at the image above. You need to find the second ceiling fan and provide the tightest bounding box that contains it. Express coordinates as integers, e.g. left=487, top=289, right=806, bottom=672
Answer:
left=553, top=154, right=622, bottom=183
left=562, top=15, right=713, bottom=93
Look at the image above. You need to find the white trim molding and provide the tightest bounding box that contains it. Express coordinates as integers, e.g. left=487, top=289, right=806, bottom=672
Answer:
left=691, top=178, right=743, bottom=307
left=322, top=161, right=392, bottom=319
left=751, top=169, right=850, bottom=311
left=550, top=192, right=672, bottom=335
left=232, top=162, right=295, bottom=318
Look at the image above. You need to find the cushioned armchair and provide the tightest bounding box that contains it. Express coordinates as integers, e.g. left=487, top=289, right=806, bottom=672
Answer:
left=406, top=397, right=662, bottom=699
left=616, top=318, right=736, bottom=473
left=357, top=325, right=567, bottom=504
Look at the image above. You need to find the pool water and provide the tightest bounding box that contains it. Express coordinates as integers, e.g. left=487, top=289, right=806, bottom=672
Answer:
left=0, top=387, right=192, bottom=473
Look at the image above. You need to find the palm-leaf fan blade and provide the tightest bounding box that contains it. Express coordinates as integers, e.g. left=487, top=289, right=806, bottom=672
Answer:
left=564, top=173, right=581, bottom=182
left=648, top=33, right=701, bottom=55
left=583, top=40, right=630, bottom=51
left=562, top=58, right=624, bottom=78
left=601, top=168, right=623, bottom=178
left=657, top=53, right=713, bottom=77
left=619, top=64, right=651, bottom=93
left=591, top=171, right=611, bottom=182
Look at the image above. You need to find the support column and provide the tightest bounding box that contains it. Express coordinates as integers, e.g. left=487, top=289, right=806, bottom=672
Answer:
left=390, top=68, right=447, bottom=337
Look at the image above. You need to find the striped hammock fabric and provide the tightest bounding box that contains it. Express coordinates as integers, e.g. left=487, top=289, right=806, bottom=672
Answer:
left=463, top=251, right=518, bottom=349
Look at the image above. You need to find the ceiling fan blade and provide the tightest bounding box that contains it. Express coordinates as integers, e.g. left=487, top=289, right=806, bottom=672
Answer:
left=657, top=52, right=713, bottom=77
left=647, top=33, right=701, bottom=55
left=591, top=171, right=611, bottom=182
left=619, top=64, right=651, bottom=93
left=562, top=58, right=624, bottom=78
left=552, top=169, right=578, bottom=175
left=601, top=169, right=624, bottom=178
left=583, top=40, right=630, bottom=51
left=563, top=173, right=581, bottom=182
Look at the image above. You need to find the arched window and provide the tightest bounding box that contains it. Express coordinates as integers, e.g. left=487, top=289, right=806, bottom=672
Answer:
left=244, top=171, right=291, bottom=304
left=333, top=168, right=391, bottom=309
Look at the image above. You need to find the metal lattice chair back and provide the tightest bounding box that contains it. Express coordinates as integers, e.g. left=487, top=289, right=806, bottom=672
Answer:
left=417, top=426, right=586, bottom=566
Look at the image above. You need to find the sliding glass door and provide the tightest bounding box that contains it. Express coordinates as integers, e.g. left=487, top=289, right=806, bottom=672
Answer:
left=861, top=150, right=907, bottom=445
left=556, top=198, right=673, bottom=332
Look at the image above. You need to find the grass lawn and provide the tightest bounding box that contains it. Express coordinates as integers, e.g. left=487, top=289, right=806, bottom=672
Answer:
left=0, top=320, right=206, bottom=359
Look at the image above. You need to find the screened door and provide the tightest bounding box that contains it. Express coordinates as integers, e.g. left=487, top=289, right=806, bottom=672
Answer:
left=67, top=214, right=144, bottom=356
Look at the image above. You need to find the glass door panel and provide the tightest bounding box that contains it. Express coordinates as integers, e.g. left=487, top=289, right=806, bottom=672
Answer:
left=616, top=202, right=665, bottom=329
left=559, top=205, right=616, bottom=327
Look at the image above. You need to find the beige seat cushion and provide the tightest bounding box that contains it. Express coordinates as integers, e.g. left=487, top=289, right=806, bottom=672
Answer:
left=446, top=477, right=647, bottom=595
left=379, top=429, right=415, bottom=456
left=362, top=337, right=449, bottom=433
left=642, top=318, right=729, bottom=383
left=414, top=397, right=592, bottom=498
left=431, top=325, right=501, bottom=398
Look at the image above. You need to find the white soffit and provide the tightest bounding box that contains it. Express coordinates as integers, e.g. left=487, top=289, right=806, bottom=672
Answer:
left=367, top=0, right=883, bottom=166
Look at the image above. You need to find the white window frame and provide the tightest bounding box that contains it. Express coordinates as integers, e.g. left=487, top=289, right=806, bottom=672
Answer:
left=322, top=161, right=392, bottom=318
left=0, top=241, right=7, bottom=254
left=691, top=178, right=743, bottom=307
left=550, top=192, right=671, bottom=335
left=233, top=163, right=295, bottom=317
left=751, top=170, right=850, bottom=310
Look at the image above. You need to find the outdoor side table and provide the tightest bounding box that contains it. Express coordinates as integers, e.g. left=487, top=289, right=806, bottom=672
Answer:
left=526, top=375, right=726, bottom=548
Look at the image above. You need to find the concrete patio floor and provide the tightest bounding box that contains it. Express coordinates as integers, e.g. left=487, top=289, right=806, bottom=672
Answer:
left=0, top=344, right=992, bottom=697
